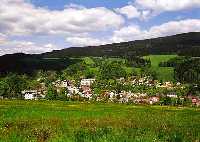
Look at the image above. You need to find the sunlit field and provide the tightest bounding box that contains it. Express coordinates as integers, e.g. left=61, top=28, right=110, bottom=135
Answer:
left=143, top=55, right=178, bottom=81
left=0, top=100, right=199, bottom=142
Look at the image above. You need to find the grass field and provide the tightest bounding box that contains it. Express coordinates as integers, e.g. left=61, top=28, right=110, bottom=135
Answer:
left=143, top=55, right=178, bottom=81
left=81, top=56, right=177, bottom=81
left=0, top=100, right=200, bottom=142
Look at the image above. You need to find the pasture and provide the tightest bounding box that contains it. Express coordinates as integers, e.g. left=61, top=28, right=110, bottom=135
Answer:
left=0, top=100, right=199, bottom=142
left=143, top=55, right=178, bottom=81
left=81, top=55, right=178, bottom=81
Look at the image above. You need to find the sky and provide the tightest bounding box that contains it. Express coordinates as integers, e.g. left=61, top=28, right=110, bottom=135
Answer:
left=0, top=0, right=200, bottom=55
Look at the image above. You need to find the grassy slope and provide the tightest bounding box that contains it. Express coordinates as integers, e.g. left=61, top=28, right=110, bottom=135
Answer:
left=0, top=100, right=199, bottom=142
left=82, top=56, right=177, bottom=81
left=143, top=55, right=178, bottom=81
left=82, top=57, right=134, bottom=76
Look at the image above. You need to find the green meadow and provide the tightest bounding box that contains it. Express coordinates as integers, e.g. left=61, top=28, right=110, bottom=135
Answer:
left=143, top=55, right=178, bottom=81
left=82, top=55, right=177, bottom=81
left=81, top=55, right=178, bottom=81
left=0, top=100, right=199, bottom=142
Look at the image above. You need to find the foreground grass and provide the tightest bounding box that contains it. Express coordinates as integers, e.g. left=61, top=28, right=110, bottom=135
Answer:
left=0, top=100, right=199, bottom=142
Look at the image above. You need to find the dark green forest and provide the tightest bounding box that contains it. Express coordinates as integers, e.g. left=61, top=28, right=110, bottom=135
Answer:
left=43, top=32, right=200, bottom=57
left=0, top=32, right=200, bottom=86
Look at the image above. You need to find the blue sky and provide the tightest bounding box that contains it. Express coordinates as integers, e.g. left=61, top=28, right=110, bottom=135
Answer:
left=30, top=0, right=130, bottom=9
left=30, top=0, right=200, bottom=28
left=0, top=0, right=200, bottom=55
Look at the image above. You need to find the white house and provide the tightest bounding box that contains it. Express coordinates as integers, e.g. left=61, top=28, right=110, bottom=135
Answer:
left=158, top=82, right=173, bottom=88
left=80, top=79, right=95, bottom=86
left=149, top=97, right=160, bottom=104
left=53, top=80, right=70, bottom=88
left=167, top=92, right=178, bottom=98
left=61, top=80, right=70, bottom=88
left=67, top=86, right=79, bottom=95
left=22, top=90, right=44, bottom=100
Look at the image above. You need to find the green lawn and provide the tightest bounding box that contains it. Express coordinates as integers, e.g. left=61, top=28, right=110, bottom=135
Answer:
left=143, top=55, right=178, bottom=81
left=0, top=100, right=199, bottom=142
left=73, top=55, right=177, bottom=81
left=82, top=57, right=95, bottom=65
left=143, top=55, right=177, bottom=67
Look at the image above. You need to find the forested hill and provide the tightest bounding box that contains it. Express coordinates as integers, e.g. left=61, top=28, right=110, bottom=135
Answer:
left=43, top=32, right=200, bottom=58
left=0, top=53, right=80, bottom=75
left=0, top=32, right=200, bottom=74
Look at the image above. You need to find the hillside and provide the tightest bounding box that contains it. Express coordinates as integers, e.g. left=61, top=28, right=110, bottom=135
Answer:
left=0, top=53, right=80, bottom=75
left=43, top=32, right=200, bottom=58
left=0, top=32, right=200, bottom=75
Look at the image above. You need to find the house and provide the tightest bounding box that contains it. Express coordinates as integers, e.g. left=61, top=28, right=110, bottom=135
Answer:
left=158, top=82, right=173, bottom=89
left=116, top=77, right=125, bottom=82
left=118, top=97, right=129, bottom=103
left=67, top=86, right=79, bottom=95
left=81, top=86, right=93, bottom=99
left=167, top=92, right=178, bottom=98
left=176, top=82, right=181, bottom=86
left=146, top=80, right=155, bottom=86
left=187, top=95, right=200, bottom=106
left=53, top=80, right=70, bottom=88
left=22, top=90, right=44, bottom=100
left=149, top=96, right=160, bottom=104
left=82, top=92, right=93, bottom=100
left=133, top=98, right=147, bottom=104
left=109, top=92, right=115, bottom=98
left=60, top=80, right=70, bottom=88
left=192, top=98, right=198, bottom=104
left=80, top=79, right=95, bottom=86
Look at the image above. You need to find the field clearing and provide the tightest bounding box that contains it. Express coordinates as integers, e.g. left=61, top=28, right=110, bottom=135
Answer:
left=0, top=100, right=200, bottom=142
left=143, top=55, right=177, bottom=67
left=143, top=55, right=177, bottom=81
left=78, top=56, right=176, bottom=81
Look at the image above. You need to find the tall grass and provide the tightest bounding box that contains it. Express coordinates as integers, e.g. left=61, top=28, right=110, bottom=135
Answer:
left=0, top=100, right=199, bottom=142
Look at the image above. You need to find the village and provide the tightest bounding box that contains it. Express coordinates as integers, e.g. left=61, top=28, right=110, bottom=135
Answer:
left=21, top=76, right=200, bottom=107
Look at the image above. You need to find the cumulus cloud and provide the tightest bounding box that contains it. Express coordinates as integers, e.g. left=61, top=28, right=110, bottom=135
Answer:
left=117, top=0, right=200, bottom=20
left=136, top=0, right=200, bottom=11
left=0, top=0, right=200, bottom=55
left=135, top=0, right=200, bottom=18
left=0, top=0, right=124, bottom=36
left=0, top=40, right=60, bottom=55
left=112, top=19, right=200, bottom=42
left=67, top=19, right=200, bottom=46
left=115, top=5, right=140, bottom=19
left=0, top=0, right=125, bottom=55
left=66, top=36, right=109, bottom=47
left=0, top=33, right=7, bottom=44
left=111, top=25, right=146, bottom=43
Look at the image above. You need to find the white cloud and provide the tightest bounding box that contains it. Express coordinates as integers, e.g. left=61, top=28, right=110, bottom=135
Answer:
left=116, top=5, right=140, bottom=19
left=136, top=0, right=200, bottom=11
left=66, top=36, right=109, bottom=47
left=0, top=40, right=60, bottom=55
left=148, top=19, right=200, bottom=37
left=112, top=19, right=200, bottom=42
left=0, top=0, right=200, bottom=55
left=0, top=0, right=126, bottom=55
left=111, top=25, right=146, bottom=42
left=117, top=0, right=200, bottom=20
left=135, top=0, right=200, bottom=18
left=0, top=33, right=7, bottom=44
left=0, top=0, right=124, bottom=36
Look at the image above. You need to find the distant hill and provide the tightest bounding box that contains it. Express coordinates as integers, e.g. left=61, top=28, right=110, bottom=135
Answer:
left=0, top=32, right=200, bottom=75
left=0, top=53, right=80, bottom=75
left=42, top=32, right=200, bottom=58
